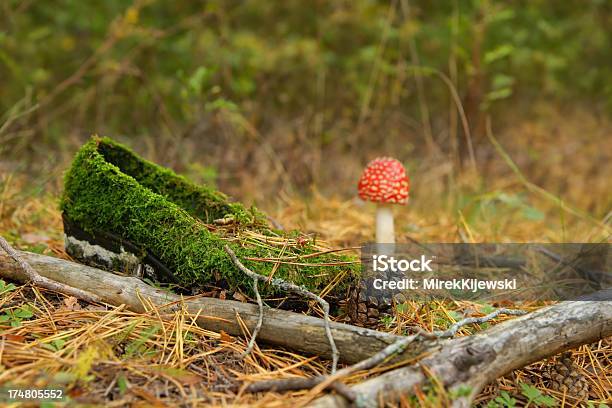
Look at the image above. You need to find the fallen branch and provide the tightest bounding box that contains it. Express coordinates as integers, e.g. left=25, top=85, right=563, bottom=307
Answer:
left=244, top=308, right=526, bottom=397
left=4, top=248, right=608, bottom=407
left=0, top=236, right=100, bottom=304
left=308, top=290, right=612, bottom=408
left=0, top=250, right=414, bottom=364
left=224, top=244, right=340, bottom=373
left=244, top=378, right=357, bottom=402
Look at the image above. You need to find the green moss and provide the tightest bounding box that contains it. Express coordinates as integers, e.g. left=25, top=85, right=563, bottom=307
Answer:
left=61, top=136, right=359, bottom=297
left=95, top=139, right=264, bottom=225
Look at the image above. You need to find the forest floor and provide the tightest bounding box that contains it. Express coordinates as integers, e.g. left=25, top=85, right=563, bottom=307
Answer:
left=0, top=108, right=610, bottom=407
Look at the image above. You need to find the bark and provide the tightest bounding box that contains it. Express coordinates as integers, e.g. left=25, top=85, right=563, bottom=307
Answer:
left=0, top=251, right=413, bottom=364
left=308, top=290, right=612, bottom=407
left=2, top=251, right=609, bottom=407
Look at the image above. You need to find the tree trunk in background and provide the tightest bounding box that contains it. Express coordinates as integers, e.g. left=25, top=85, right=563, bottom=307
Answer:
left=461, top=5, right=488, bottom=168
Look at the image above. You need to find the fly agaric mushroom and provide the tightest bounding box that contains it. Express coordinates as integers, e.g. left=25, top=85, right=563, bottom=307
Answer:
left=357, top=157, right=409, bottom=244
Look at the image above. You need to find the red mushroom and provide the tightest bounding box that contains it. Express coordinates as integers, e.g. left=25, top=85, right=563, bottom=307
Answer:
left=357, top=157, right=410, bottom=243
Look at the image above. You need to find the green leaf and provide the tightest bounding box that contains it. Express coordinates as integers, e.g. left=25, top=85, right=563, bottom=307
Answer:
left=520, top=383, right=542, bottom=400
left=450, top=384, right=472, bottom=398
left=117, top=374, right=128, bottom=394
left=494, top=391, right=516, bottom=407
left=396, top=303, right=409, bottom=314
left=492, top=74, right=515, bottom=90
left=522, top=206, right=544, bottom=221
left=15, top=306, right=33, bottom=318
left=124, top=325, right=160, bottom=358
left=537, top=395, right=557, bottom=407
left=448, top=310, right=463, bottom=322
left=379, top=315, right=395, bottom=328
left=53, top=339, right=67, bottom=350
left=480, top=303, right=496, bottom=314
left=205, top=98, right=239, bottom=112
left=484, top=44, right=515, bottom=64
left=0, top=279, right=17, bottom=295
left=188, top=66, right=213, bottom=95
left=486, top=88, right=513, bottom=102
left=520, top=383, right=556, bottom=406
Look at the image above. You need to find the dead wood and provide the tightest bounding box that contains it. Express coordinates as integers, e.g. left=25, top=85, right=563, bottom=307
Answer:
left=0, top=250, right=411, bottom=364
left=0, top=236, right=101, bottom=303
left=248, top=308, right=526, bottom=399
left=2, top=249, right=609, bottom=407
left=308, top=290, right=612, bottom=407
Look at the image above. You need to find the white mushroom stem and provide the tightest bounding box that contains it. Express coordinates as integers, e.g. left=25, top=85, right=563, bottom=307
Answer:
left=376, top=204, right=395, bottom=244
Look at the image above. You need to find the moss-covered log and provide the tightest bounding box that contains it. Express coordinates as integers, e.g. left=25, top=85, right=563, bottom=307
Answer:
left=60, top=137, right=360, bottom=301
left=0, top=251, right=403, bottom=364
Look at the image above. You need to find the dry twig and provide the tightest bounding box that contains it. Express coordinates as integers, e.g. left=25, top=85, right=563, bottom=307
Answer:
left=245, top=377, right=357, bottom=402
left=309, top=291, right=612, bottom=408
left=0, top=235, right=101, bottom=304
left=241, top=276, right=263, bottom=359
left=245, top=308, right=527, bottom=401
left=224, top=244, right=340, bottom=373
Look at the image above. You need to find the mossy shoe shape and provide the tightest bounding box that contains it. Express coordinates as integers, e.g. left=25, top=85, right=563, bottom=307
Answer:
left=60, top=137, right=361, bottom=309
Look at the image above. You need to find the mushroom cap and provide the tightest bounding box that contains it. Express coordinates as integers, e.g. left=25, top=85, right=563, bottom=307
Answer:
left=358, top=157, right=410, bottom=204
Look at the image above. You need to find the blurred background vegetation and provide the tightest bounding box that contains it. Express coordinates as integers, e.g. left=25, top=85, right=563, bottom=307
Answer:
left=0, top=0, right=610, bottom=242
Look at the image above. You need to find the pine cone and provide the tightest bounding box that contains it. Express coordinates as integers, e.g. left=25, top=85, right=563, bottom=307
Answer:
left=342, top=280, right=392, bottom=327
left=545, top=352, right=589, bottom=400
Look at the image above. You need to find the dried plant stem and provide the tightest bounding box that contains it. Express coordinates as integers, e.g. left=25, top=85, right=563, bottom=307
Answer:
left=485, top=117, right=610, bottom=233
left=0, top=235, right=101, bottom=304
left=224, top=245, right=339, bottom=373
left=299, top=334, right=422, bottom=404
left=241, top=277, right=264, bottom=359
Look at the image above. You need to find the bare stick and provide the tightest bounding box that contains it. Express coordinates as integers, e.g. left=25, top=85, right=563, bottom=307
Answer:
left=0, top=235, right=101, bottom=304
left=1, top=250, right=409, bottom=364
left=429, top=308, right=527, bottom=338
left=2, top=249, right=608, bottom=407
left=224, top=245, right=339, bottom=373
left=245, top=308, right=526, bottom=398
left=301, top=333, right=422, bottom=403
left=244, top=378, right=356, bottom=402
left=241, top=277, right=264, bottom=359
left=308, top=291, right=612, bottom=408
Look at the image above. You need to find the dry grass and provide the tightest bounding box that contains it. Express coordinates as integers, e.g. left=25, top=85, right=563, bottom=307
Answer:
left=0, top=284, right=609, bottom=407
left=0, top=190, right=610, bottom=406
left=271, top=106, right=611, bottom=246
left=0, top=107, right=611, bottom=407
left=0, top=284, right=330, bottom=407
